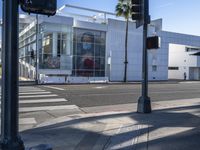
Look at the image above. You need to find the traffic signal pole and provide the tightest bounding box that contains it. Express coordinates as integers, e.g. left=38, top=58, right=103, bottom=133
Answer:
left=0, top=0, right=25, bottom=149
left=137, top=0, right=152, bottom=113
left=35, top=14, right=39, bottom=84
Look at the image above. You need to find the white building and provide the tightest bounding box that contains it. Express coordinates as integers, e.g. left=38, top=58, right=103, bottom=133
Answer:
left=169, top=44, right=200, bottom=80
left=18, top=5, right=200, bottom=83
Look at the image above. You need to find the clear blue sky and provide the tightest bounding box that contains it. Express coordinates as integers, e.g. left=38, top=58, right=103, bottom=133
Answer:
left=0, top=0, right=200, bottom=36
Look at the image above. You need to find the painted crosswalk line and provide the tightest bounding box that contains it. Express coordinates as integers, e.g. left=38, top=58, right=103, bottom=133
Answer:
left=19, top=105, right=79, bottom=113
left=0, top=86, right=75, bottom=114
left=0, top=91, right=52, bottom=96
left=19, top=118, right=37, bottom=125
left=20, top=98, right=67, bottom=104
left=0, top=98, right=68, bottom=104
left=43, top=86, right=65, bottom=91
left=19, top=89, right=46, bottom=92
left=19, top=91, right=52, bottom=95
left=19, top=94, right=58, bottom=98
left=19, top=90, right=46, bottom=93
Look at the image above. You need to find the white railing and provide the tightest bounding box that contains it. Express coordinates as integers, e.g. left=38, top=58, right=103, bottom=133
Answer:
left=57, top=4, right=124, bottom=24
left=19, top=59, right=36, bottom=80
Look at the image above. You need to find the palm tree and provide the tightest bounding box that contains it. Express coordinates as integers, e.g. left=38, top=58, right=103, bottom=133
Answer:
left=116, top=0, right=131, bottom=82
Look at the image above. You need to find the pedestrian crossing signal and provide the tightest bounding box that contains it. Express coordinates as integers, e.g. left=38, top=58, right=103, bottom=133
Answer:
left=147, top=36, right=160, bottom=49
left=20, top=0, right=57, bottom=16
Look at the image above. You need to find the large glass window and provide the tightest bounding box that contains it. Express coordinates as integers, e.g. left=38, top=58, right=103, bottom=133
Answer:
left=73, top=28, right=106, bottom=77
left=39, top=32, right=72, bottom=70
left=57, top=33, right=68, bottom=56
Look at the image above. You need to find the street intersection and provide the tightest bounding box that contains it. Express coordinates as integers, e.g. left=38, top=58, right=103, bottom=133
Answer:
left=0, top=82, right=199, bottom=149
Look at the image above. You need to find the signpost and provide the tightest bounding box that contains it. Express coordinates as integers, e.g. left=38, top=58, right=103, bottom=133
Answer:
left=0, top=0, right=25, bottom=149
left=132, top=0, right=152, bottom=113
left=0, top=0, right=57, bottom=149
left=137, top=0, right=152, bottom=113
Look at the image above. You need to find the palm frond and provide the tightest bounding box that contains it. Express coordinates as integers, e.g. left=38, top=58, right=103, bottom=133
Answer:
left=115, top=0, right=131, bottom=19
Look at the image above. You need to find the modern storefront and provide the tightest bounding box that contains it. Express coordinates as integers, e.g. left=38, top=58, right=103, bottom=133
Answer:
left=18, top=6, right=200, bottom=83
left=168, top=44, right=200, bottom=80
left=19, top=15, right=108, bottom=83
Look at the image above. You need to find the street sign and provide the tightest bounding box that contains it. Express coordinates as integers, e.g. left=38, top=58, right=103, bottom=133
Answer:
left=20, top=0, right=57, bottom=16
left=131, top=0, right=144, bottom=28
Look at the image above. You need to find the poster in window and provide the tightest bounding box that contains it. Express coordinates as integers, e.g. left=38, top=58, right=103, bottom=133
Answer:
left=77, top=32, right=95, bottom=76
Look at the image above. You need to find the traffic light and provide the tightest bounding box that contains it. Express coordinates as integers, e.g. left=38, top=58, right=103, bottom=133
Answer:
left=147, top=36, right=161, bottom=49
left=20, top=0, right=57, bottom=16
left=131, top=0, right=144, bottom=21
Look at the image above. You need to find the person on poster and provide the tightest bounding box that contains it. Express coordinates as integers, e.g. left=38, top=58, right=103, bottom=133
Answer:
left=77, top=32, right=95, bottom=76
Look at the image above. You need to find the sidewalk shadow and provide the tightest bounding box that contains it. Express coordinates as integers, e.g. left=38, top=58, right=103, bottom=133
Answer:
left=21, top=104, right=200, bottom=150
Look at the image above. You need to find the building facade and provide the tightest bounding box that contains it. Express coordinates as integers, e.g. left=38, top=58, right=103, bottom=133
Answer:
left=18, top=6, right=200, bottom=83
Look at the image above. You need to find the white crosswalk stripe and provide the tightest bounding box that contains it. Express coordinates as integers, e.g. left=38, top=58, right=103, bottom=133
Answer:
left=19, top=94, right=58, bottom=98
left=19, top=91, right=52, bottom=95
left=20, top=105, right=79, bottom=113
left=19, top=118, right=37, bottom=125
left=19, top=90, right=46, bottom=92
left=0, top=98, right=67, bottom=104
left=0, top=91, right=52, bottom=96
left=18, top=87, right=73, bottom=111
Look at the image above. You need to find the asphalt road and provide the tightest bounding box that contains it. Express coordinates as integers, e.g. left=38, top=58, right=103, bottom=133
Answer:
left=39, top=82, right=200, bottom=108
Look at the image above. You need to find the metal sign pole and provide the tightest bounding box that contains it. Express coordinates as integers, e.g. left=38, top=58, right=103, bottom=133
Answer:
left=35, top=14, right=39, bottom=84
left=137, top=0, right=152, bottom=113
left=0, top=0, right=25, bottom=149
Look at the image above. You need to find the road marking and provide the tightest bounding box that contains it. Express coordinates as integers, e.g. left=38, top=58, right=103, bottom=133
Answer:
left=19, top=118, right=37, bottom=125
left=0, top=92, right=51, bottom=96
left=19, top=105, right=79, bottom=113
left=94, top=86, right=107, bottom=89
left=20, top=98, right=67, bottom=104
left=77, top=90, right=200, bottom=97
left=19, top=90, right=46, bottom=92
left=19, top=92, right=52, bottom=95
left=0, top=98, right=68, bottom=104
left=180, top=81, right=200, bottom=84
left=43, top=86, right=65, bottom=91
left=19, top=94, right=58, bottom=98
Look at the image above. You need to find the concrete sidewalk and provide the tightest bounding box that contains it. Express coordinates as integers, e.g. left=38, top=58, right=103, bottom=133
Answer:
left=22, top=98, right=200, bottom=150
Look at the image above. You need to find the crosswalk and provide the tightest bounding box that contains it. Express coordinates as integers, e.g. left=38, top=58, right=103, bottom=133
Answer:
left=0, top=86, right=79, bottom=126
left=18, top=86, right=79, bottom=112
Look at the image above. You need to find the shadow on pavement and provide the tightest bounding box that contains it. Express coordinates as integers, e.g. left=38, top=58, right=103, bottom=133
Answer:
left=22, top=104, right=200, bottom=150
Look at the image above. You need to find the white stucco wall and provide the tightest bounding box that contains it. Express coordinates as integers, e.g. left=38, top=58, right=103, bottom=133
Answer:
left=159, top=31, right=200, bottom=80
left=20, top=14, right=200, bottom=83
left=168, top=44, right=200, bottom=80
left=168, top=44, right=196, bottom=79
left=107, top=19, right=167, bottom=81
left=107, top=19, right=142, bottom=81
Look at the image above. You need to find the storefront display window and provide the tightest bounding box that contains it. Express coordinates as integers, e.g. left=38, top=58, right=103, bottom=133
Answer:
left=73, top=28, right=106, bottom=77
left=39, top=32, right=72, bottom=70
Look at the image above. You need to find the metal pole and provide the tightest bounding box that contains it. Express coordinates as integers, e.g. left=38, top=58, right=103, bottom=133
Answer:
left=137, top=0, right=152, bottom=113
left=0, top=0, right=25, bottom=149
left=35, top=14, right=39, bottom=84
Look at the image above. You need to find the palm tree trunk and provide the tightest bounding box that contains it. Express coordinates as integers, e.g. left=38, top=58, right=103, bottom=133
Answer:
left=123, top=19, right=129, bottom=82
